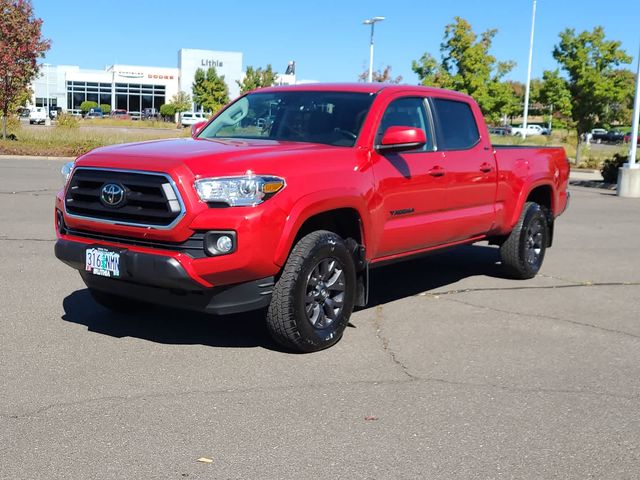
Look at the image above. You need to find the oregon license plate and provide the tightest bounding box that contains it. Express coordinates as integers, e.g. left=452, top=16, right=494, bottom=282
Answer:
left=85, top=247, right=121, bottom=278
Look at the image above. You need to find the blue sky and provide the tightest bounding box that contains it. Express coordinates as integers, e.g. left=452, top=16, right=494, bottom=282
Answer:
left=33, top=0, right=639, bottom=83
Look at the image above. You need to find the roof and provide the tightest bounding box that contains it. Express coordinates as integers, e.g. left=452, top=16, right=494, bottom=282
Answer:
left=255, top=82, right=472, bottom=100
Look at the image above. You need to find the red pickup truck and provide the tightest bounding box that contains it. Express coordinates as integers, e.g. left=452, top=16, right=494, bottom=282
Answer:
left=55, top=84, right=570, bottom=352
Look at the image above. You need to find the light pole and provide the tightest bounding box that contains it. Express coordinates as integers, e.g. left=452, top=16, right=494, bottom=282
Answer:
left=363, top=16, right=385, bottom=83
left=522, top=0, right=537, bottom=139
left=43, top=63, right=51, bottom=126
left=616, top=40, right=640, bottom=198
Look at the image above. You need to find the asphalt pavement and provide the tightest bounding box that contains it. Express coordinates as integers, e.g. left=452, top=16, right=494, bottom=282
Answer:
left=1, top=157, right=639, bottom=479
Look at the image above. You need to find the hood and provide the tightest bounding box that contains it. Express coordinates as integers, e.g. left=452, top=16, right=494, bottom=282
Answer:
left=75, top=137, right=340, bottom=177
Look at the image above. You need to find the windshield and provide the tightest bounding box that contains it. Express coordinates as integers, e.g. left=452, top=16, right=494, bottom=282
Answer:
left=198, top=91, right=375, bottom=147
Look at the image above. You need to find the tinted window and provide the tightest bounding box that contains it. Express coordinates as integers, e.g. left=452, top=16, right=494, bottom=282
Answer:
left=431, top=98, right=480, bottom=150
left=376, top=97, right=433, bottom=152
left=199, top=91, right=375, bottom=147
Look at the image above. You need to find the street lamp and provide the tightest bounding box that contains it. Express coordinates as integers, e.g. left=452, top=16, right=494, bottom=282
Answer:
left=522, top=0, right=537, bottom=139
left=616, top=39, right=640, bottom=198
left=363, top=16, right=385, bottom=83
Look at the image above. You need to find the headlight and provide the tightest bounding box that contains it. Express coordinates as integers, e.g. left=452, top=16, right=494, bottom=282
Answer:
left=61, top=161, right=74, bottom=187
left=194, top=174, right=285, bottom=207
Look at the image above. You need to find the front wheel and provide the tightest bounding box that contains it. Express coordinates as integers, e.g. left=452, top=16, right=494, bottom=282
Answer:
left=266, top=231, right=356, bottom=352
left=500, top=202, right=549, bottom=279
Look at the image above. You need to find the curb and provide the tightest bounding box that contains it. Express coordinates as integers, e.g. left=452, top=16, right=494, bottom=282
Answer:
left=0, top=154, right=75, bottom=161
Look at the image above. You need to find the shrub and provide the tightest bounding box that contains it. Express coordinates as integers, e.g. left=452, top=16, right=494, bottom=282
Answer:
left=160, top=103, right=176, bottom=120
left=99, top=104, right=111, bottom=115
left=80, top=101, right=98, bottom=114
left=601, top=153, right=628, bottom=184
left=56, top=113, right=79, bottom=129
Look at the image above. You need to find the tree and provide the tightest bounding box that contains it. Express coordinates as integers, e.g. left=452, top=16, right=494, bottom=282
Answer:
left=237, top=64, right=278, bottom=94
left=192, top=67, right=229, bottom=114
left=411, top=17, right=517, bottom=123
left=159, top=103, right=176, bottom=121
left=552, top=26, right=632, bottom=138
left=538, top=69, right=573, bottom=126
left=99, top=103, right=110, bottom=115
left=170, top=90, right=191, bottom=123
left=80, top=100, right=98, bottom=114
left=358, top=65, right=402, bottom=84
left=0, top=0, right=50, bottom=138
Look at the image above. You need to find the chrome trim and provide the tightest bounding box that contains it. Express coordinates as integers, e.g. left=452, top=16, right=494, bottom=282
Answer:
left=63, top=167, right=187, bottom=230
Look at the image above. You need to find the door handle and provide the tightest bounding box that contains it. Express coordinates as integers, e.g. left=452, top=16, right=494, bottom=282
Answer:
left=428, top=166, right=445, bottom=177
left=479, top=163, right=493, bottom=173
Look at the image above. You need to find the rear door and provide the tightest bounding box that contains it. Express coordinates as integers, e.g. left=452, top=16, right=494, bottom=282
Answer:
left=429, top=97, right=497, bottom=240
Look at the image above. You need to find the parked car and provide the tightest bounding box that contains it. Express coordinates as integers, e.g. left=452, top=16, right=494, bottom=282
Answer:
left=604, top=130, right=625, bottom=144
left=511, top=124, right=544, bottom=136
left=488, top=126, right=512, bottom=136
left=55, top=83, right=570, bottom=352
left=624, top=133, right=640, bottom=145
left=29, top=107, right=47, bottom=125
left=85, top=111, right=104, bottom=119
left=142, top=108, right=159, bottom=120
left=590, top=128, right=608, bottom=141
left=111, top=109, right=130, bottom=120
left=180, top=111, right=208, bottom=127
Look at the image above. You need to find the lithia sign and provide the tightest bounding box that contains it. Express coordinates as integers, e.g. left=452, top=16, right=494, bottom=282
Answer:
left=201, top=59, right=224, bottom=68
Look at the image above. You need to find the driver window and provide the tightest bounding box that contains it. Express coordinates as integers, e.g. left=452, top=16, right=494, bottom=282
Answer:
left=376, top=97, right=433, bottom=152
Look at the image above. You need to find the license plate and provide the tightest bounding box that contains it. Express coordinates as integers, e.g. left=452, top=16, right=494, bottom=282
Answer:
left=85, top=247, right=121, bottom=278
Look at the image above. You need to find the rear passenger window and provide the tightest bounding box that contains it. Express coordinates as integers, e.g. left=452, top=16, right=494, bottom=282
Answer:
left=431, top=98, right=480, bottom=150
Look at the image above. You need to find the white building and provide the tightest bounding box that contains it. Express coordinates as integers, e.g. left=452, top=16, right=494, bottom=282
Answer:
left=31, top=49, right=296, bottom=115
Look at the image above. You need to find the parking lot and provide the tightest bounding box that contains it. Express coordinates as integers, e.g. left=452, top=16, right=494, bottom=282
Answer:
left=1, top=157, right=639, bottom=479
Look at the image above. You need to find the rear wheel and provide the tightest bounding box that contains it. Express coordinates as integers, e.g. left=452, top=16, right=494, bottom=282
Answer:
left=266, top=231, right=356, bottom=352
left=89, top=289, right=146, bottom=313
left=500, top=202, right=549, bottom=279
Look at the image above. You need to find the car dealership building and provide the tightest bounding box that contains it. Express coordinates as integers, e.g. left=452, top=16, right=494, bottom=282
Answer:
left=30, top=49, right=295, bottom=115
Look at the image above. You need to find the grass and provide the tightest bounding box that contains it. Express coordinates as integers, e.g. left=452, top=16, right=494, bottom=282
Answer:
left=0, top=123, right=190, bottom=157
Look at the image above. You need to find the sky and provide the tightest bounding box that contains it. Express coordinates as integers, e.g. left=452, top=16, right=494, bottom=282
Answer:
left=33, top=0, right=639, bottom=84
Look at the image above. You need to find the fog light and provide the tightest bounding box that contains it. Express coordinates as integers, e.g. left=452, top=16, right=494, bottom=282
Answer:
left=216, top=235, right=233, bottom=253
left=203, top=231, right=236, bottom=256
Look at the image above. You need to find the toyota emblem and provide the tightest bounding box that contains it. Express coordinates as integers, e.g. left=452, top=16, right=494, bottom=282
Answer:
left=100, top=183, right=126, bottom=207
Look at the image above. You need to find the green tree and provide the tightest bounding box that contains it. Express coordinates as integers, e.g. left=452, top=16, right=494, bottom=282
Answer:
left=237, top=64, right=278, bottom=94
left=159, top=103, right=176, bottom=121
left=552, top=26, right=632, bottom=138
left=192, top=67, right=229, bottom=114
left=358, top=65, right=402, bottom=84
left=0, top=0, right=50, bottom=138
left=99, top=103, right=111, bottom=115
left=169, top=90, right=191, bottom=123
left=79, top=100, right=98, bottom=114
left=411, top=17, right=516, bottom=123
left=538, top=69, right=573, bottom=126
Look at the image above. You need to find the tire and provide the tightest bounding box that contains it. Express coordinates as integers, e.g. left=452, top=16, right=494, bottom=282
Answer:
left=500, top=202, right=549, bottom=279
left=266, top=230, right=356, bottom=352
left=89, top=288, right=146, bottom=313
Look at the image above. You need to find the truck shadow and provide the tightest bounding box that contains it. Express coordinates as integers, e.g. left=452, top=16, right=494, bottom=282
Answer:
left=61, top=244, right=502, bottom=350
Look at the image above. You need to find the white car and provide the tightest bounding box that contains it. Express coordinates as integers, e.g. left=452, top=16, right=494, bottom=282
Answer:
left=180, top=112, right=208, bottom=127
left=29, top=107, right=48, bottom=125
left=511, top=124, right=544, bottom=137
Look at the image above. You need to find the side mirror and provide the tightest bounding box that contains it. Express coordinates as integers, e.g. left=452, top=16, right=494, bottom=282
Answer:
left=191, top=121, right=207, bottom=138
left=376, top=126, right=426, bottom=153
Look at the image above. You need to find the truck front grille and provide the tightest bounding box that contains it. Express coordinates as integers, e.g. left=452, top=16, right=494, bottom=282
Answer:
left=64, top=168, right=184, bottom=228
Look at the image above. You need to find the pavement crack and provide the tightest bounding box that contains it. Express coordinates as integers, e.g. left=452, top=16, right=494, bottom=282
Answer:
left=424, top=281, right=640, bottom=297
left=0, top=188, right=57, bottom=195
left=373, top=305, right=419, bottom=381
left=441, top=296, right=640, bottom=341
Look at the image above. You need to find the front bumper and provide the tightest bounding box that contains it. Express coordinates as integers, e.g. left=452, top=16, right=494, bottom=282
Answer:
left=55, top=239, right=274, bottom=315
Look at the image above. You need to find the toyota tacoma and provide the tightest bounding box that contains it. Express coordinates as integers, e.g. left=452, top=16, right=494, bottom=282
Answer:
left=55, top=84, right=570, bottom=352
